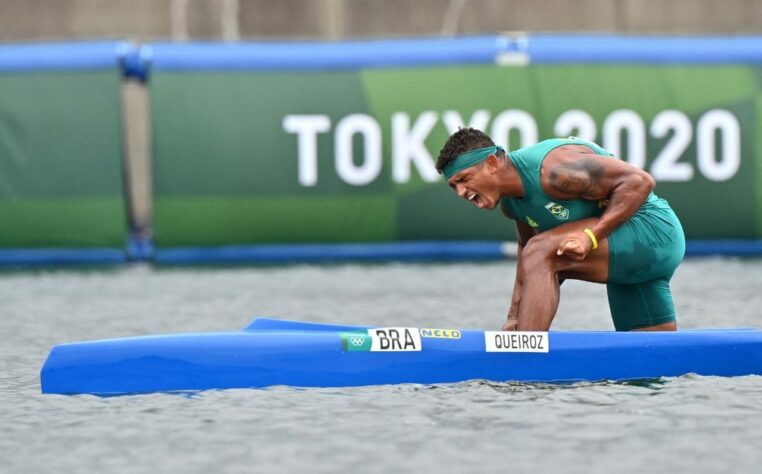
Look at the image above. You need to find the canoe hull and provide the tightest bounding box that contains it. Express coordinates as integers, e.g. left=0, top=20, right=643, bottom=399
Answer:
left=40, top=322, right=762, bottom=396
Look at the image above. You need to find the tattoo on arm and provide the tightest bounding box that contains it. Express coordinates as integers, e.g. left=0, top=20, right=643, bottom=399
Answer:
left=548, top=158, right=604, bottom=195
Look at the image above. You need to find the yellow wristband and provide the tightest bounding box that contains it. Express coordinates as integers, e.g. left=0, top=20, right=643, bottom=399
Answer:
left=583, top=228, right=598, bottom=250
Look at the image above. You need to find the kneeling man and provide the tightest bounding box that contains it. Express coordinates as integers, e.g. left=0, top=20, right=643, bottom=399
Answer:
left=437, top=128, right=685, bottom=331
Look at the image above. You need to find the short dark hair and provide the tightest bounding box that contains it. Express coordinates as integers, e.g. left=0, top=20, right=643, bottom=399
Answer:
left=436, top=128, right=496, bottom=174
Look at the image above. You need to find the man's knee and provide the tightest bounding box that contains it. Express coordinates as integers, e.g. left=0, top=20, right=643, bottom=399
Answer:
left=521, top=234, right=557, bottom=266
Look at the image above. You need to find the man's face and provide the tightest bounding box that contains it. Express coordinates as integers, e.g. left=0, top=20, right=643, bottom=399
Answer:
left=446, top=160, right=500, bottom=210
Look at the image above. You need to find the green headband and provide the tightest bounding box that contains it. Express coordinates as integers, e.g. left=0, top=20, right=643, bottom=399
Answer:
left=442, top=145, right=504, bottom=179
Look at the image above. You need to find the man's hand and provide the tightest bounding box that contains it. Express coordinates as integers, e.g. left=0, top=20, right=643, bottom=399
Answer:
left=557, top=230, right=593, bottom=261
left=501, top=318, right=519, bottom=331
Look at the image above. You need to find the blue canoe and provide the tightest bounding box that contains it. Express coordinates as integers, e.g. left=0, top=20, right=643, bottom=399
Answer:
left=40, top=318, right=762, bottom=396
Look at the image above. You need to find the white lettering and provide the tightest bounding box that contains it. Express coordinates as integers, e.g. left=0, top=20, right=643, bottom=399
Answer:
left=554, top=109, right=597, bottom=142
left=391, top=112, right=440, bottom=183
left=490, top=109, right=537, bottom=150
left=696, top=109, right=741, bottom=182
left=650, top=110, right=693, bottom=181
left=603, top=109, right=646, bottom=169
left=283, top=108, right=743, bottom=187
left=335, top=114, right=382, bottom=186
left=283, top=114, right=331, bottom=186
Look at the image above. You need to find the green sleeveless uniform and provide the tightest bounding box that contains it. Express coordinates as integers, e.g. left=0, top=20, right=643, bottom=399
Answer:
left=500, top=138, right=685, bottom=331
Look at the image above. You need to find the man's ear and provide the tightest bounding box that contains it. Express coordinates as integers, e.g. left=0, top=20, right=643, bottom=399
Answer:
left=485, top=154, right=500, bottom=173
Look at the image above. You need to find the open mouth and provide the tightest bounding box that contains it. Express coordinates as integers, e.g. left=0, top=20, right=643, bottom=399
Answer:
left=466, top=192, right=485, bottom=208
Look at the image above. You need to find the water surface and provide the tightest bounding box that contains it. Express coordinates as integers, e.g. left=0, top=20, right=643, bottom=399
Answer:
left=2, top=259, right=761, bottom=473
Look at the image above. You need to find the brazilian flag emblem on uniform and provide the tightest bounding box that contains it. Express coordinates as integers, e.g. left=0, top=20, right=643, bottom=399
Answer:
left=544, top=202, right=569, bottom=221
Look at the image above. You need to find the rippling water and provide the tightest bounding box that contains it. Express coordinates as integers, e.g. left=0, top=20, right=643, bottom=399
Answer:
left=2, top=259, right=761, bottom=473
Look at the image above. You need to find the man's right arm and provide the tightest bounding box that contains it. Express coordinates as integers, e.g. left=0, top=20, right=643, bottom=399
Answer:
left=502, top=220, right=536, bottom=330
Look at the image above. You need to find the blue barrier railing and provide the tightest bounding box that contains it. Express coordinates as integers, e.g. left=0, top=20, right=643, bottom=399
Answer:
left=0, top=40, right=134, bottom=72
left=140, top=35, right=506, bottom=73
left=527, top=34, right=762, bottom=64
left=5, top=34, right=760, bottom=82
left=136, top=34, right=762, bottom=76
left=0, top=248, right=126, bottom=267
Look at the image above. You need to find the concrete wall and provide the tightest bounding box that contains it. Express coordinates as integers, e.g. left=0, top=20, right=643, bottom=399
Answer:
left=1, top=0, right=761, bottom=43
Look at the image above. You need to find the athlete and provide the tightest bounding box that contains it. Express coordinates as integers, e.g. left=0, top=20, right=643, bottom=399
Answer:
left=436, top=128, right=685, bottom=332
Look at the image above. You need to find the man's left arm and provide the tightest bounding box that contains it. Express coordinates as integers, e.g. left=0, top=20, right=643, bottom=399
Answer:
left=543, top=145, right=655, bottom=260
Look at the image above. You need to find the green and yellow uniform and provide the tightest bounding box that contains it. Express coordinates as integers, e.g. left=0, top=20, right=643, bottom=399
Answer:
left=500, top=138, right=685, bottom=331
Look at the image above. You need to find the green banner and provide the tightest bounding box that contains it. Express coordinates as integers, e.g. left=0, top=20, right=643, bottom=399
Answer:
left=151, top=65, right=759, bottom=246
left=0, top=71, right=127, bottom=247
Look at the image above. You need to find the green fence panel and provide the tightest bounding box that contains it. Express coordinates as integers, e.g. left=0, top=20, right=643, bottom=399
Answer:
left=0, top=45, right=128, bottom=248
left=150, top=64, right=759, bottom=246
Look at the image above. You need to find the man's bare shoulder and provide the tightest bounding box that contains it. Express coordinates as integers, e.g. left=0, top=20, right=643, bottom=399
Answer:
left=541, top=146, right=606, bottom=199
left=544, top=144, right=598, bottom=165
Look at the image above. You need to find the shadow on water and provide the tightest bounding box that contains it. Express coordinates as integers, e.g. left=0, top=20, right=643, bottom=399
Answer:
left=69, top=376, right=672, bottom=400
left=414, top=377, right=670, bottom=394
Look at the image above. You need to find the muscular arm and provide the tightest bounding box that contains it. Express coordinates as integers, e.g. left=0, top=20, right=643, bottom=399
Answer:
left=542, top=145, right=655, bottom=242
left=503, top=220, right=536, bottom=330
